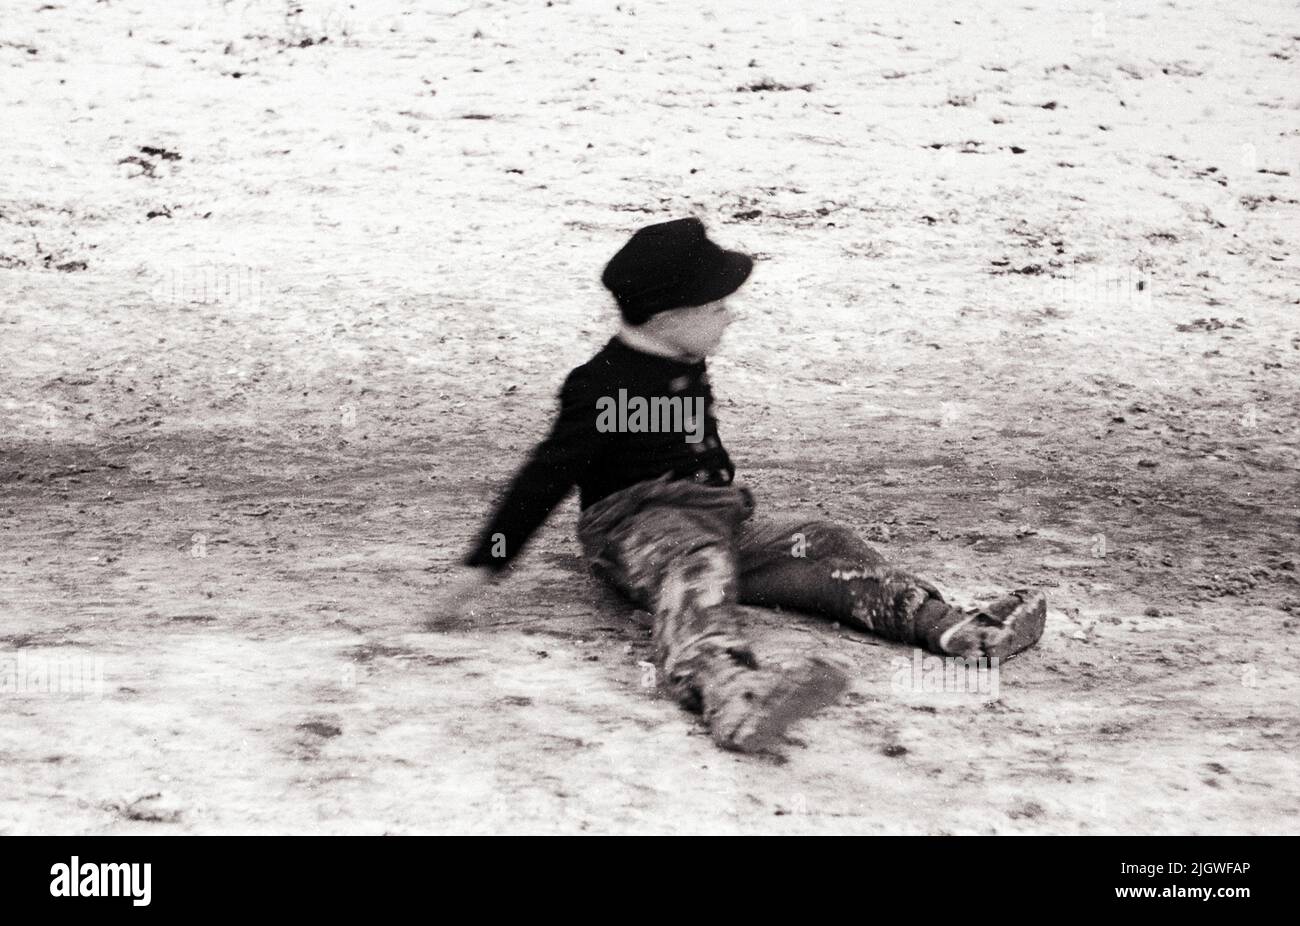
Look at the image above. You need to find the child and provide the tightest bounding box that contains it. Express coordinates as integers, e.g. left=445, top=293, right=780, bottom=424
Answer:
left=431, top=217, right=1046, bottom=753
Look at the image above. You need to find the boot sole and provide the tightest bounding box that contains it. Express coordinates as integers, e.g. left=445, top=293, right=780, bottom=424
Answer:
left=717, top=658, right=850, bottom=753
left=937, top=589, right=1047, bottom=661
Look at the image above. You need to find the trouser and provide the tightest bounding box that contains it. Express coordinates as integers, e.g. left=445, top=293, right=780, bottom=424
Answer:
left=576, top=474, right=949, bottom=710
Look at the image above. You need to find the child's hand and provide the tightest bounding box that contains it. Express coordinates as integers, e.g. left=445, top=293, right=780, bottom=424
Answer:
left=425, top=565, right=495, bottom=626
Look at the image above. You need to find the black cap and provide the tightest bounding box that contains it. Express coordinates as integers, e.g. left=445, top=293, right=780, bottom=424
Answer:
left=601, top=217, right=753, bottom=325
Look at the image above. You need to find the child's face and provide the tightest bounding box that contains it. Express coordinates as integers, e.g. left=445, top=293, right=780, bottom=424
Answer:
left=649, top=299, right=737, bottom=357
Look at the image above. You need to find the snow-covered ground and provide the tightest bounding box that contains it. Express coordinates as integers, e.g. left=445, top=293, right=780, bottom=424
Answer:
left=1, top=0, right=1297, bottom=833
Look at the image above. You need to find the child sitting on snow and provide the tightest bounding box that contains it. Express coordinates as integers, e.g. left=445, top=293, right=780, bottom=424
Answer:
left=430, top=217, right=1046, bottom=753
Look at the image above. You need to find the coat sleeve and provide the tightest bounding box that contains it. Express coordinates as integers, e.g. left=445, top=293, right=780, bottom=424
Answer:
left=463, top=367, right=606, bottom=573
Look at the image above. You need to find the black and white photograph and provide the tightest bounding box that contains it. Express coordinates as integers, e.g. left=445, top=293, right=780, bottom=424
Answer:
left=2, top=0, right=1297, bottom=851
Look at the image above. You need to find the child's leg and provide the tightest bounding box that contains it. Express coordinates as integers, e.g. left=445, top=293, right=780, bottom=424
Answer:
left=580, top=494, right=848, bottom=751
left=603, top=502, right=755, bottom=708
left=734, top=516, right=1045, bottom=660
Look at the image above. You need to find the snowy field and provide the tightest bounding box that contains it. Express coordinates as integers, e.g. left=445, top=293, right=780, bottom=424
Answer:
left=1, top=0, right=1297, bottom=833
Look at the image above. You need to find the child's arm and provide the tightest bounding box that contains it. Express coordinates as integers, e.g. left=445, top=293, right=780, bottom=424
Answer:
left=429, top=368, right=605, bottom=619
left=464, top=366, right=605, bottom=571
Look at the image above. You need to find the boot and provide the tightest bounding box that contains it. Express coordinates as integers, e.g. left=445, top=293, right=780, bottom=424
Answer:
left=917, top=588, right=1047, bottom=660
left=702, top=655, right=850, bottom=753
